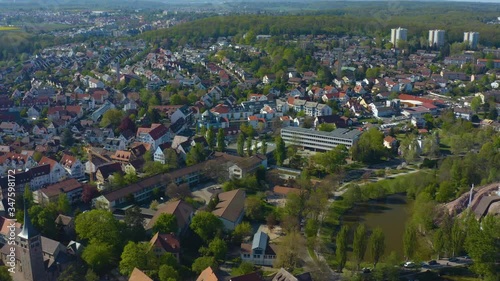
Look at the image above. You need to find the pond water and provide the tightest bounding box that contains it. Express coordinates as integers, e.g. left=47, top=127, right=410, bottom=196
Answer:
left=342, top=193, right=414, bottom=259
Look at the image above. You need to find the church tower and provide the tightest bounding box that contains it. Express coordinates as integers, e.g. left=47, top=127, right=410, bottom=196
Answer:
left=18, top=205, right=46, bottom=281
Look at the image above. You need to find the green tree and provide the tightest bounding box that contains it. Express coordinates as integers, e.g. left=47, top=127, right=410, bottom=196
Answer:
left=274, top=136, right=286, bottom=166
left=85, top=269, right=99, bottom=281
left=206, top=127, right=216, bottom=150
left=153, top=213, right=178, bottom=234
left=351, top=128, right=386, bottom=164
left=164, top=148, right=178, bottom=169
left=237, top=134, right=245, bottom=156
left=436, top=181, right=456, bottom=203
left=318, top=123, right=336, bottom=132
left=261, top=139, right=267, bottom=155
left=57, top=193, right=71, bottom=215
left=244, top=196, right=265, bottom=221
left=403, top=223, right=417, bottom=261
left=83, top=241, right=116, bottom=274
left=61, top=129, right=75, bottom=147
left=216, top=128, right=226, bottom=152
left=451, top=218, right=465, bottom=257
left=233, top=221, right=252, bottom=243
left=471, top=96, right=482, bottom=113
left=100, top=109, right=124, bottom=128
left=119, top=242, right=151, bottom=276
left=201, top=237, right=227, bottom=261
left=336, top=225, right=349, bottom=272
left=353, top=224, right=368, bottom=270
left=192, top=256, right=217, bottom=274
left=312, top=144, right=348, bottom=173
left=433, top=228, right=445, bottom=260
left=190, top=211, right=223, bottom=242
left=232, top=262, right=254, bottom=276
left=124, top=206, right=146, bottom=242
left=0, top=266, right=13, bottom=281
left=369, top=227, right=385, bottom=268
left=246, top=136, right=253, bottom=156
left=186, top=143, right=206, bottom=166
left=159, top=265, right=179, bottom=281
left=275, top=231, right=304, bottom=271
left=75, top=210, right=121, bottom=248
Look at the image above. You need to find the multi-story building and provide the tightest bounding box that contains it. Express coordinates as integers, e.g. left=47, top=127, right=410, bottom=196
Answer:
left=281, top=127, right=363, bottom=151
left=428, top=30, right=445, bottom=47
left=391, top=27, right=408, bottom=46
left=464, top=32, right=480, bottom=48
left=240, top=231, right=278, bottom=266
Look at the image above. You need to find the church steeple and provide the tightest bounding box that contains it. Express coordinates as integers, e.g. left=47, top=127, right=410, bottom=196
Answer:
left=18, top=202, right=39, bottom=240
left=17, top=200, right=47, bottom=281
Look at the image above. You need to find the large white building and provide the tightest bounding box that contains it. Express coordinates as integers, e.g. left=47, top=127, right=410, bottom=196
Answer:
left=464, top=32, right=480, bottom=48
left=391, top=27, right=408, bottom=46
left=281, top=127, right=362, bottom=151
left=429, top=30, right=445, bottom=47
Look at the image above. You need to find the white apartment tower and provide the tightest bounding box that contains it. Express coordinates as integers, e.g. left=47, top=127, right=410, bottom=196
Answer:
left=428, top=30, right=445, bottom=47
left=391, top=27, right=408, bottom=46
left=464, top=32, right=479, bottom=48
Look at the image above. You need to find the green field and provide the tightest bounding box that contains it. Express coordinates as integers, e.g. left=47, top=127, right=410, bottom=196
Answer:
left=0, top=26, right=20, bottom=31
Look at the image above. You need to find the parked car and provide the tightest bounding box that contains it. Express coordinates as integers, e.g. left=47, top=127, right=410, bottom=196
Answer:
left=362, top=267, right=371, bottom=273
left=428, top=260, right=438, bottom=265
left=449, top=257, right=459, bottom=262
left=404, top=262, right=416, bottom=268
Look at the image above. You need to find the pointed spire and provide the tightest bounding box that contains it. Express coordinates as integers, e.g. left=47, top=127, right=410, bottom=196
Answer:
left=18, top=199, right=39, bottom=240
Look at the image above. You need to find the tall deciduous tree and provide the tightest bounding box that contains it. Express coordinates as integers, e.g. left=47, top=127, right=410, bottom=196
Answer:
left=75, top=209, right=121, bottom=248
left=206, top=127, right=216, bottom=150
left=57, top=193, right=71, bottom=215
left=216, top=128, right=226, bottom=152
left=124, top=206, right=146, bottom=242
left=192, top=256, right=218, bottom=274
left=403, top=223, right=417, bottom=261
left=190, top=211, right=223, bottom=242
left=274, top=136, right=286, bottom=166
left=353, top=224, right=368, bottom=270
left=275, top=231, right=304, bottom=271
left=370, top=227, right=385, bottom=268
left=119, top=242, right=151, bottom=276
left=158, top=265, right=179, bottom=281
left=83, top=241, right=117, bottom=274
left=246, top=136, right=253, bottom=156
left=237, top=134, right=245, bottom=156
left=153, top=213, right=178, bottom=234
left=351, top=128, right=386, bottom=164
left=335, top=225, right=349, bottom=273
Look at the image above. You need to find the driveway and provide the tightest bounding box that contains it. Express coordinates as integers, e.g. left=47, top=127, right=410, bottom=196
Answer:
left=191, top=182, right=221, bottom=205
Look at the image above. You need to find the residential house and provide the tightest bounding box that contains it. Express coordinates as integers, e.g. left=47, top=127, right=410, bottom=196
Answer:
left=27, top=106, right=41, bottom=119
left=228, top=154, right=267, bottom=179
left=149, top=232, right=181, bottom=262
left=33, top=178, right=83, bottom=205
left=60, top=154, right=85, bottom=180
left=454, top=107, right=473, bottom=121
left=272, top=268, right=313, bottom=281
left=170, top=105, right=193, bottom=124
left=39, top=156, right=67, bottom=183
left=136, top=123, right=171, bottom=151
left=111, top=150, right=134, bottom=163
left=29, top=164, right=51, bottom=190
left=0, top=152, right=38, bottom=176
left=196, top=267, right=219, bottom=281
left=212, top=189, right=245, bottom=230
left=104, top=138, right=126, bottom=151
left=314, top=115, right=353, bottom=128
left=91, top=100, right=115, bottom=122
left=240, top=230, right=278, bottom=266
left=383, top=136, right=397, bottom=149
left=153, top=143, right=173, bottom=164
left=262, top=74, right=276, bottom=84
left=129, top=268, right=153, bottom=281
left=0, top=122, right=21, bottom=135
left=95, top=162, right=122, bottom=187
left=55, top=214, right=75, bottom=238
left=145, top=200, right=194, bottom=236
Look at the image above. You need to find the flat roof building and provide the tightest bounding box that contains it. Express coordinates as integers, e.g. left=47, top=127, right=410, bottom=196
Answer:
left=281, top=127, right=362, bottom=151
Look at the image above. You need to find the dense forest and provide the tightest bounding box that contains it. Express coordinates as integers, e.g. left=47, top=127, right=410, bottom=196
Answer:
left=142, top=3, right=500, bottom=47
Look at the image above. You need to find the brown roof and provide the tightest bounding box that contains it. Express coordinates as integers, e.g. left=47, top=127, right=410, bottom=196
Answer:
left=149, top=232, right=180, bottom=253
left=212, top=189, right=245, bottom=223
left=39, top=156, right=59, bottom=170
left=273, top=186, right=303, bottom=196
left=60, top=153, right=79, bottom=168
left=146, top=200, right=194, bottom=230
left=55, top=214, right=73, bottom=226
left=196, top=267, right=219, bottom=281
left=40, top=178, right=83, bottom=198
left=129, top=268, right=153, bottom=281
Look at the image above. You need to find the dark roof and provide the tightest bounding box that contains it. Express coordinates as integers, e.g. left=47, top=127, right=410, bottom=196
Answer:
left=97, top=162, right=123, bottom=179
left=18, top=204, right=39, bottom=239
left=149, top=232, right=180, bottom=253
left=212, top=189, right=245, bottom=223
left=148, top=124, right=169, bottom=140
left=40, top=178, right=83, bottom=198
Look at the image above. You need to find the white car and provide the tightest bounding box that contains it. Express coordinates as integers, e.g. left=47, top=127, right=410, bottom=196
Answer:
left=404, top=262, right=416, bottom=268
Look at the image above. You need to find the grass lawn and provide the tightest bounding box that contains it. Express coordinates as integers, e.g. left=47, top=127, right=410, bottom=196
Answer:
left=0, top=26, right=20, bottom=31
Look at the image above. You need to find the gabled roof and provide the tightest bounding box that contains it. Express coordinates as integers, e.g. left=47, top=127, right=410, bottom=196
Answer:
left=251, top=230, right=268, bottom=250
left=146, top=200, right=194, bottom=231
left=39, top=156, right=59, bottom=170
left=196, top=267, right=219, bottom=281
left=212, top=189, right=245, bottom=223
left=39, top=178, right=83, bottom=198
left=96, top=162, right=123, bottom=179
left=149, top=232, right=180, bottom=254
left=60, top=153, right=79, bottom=168
left=129, top=268, right=153, bottom=281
